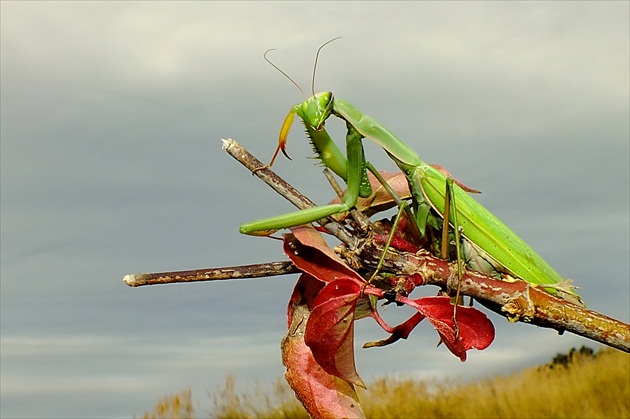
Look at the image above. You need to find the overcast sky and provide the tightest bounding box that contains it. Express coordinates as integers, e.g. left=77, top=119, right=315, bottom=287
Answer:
left=1, top=2, right=628, bottom=418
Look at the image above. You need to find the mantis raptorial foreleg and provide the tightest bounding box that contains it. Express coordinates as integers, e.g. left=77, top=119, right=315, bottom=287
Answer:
left=239, top=121, right=368, bottom=235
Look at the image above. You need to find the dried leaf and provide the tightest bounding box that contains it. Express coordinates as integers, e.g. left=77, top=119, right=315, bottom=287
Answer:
left=328, top=171, right=411, bottom=219
left=429, top=164, right=481, bottom=194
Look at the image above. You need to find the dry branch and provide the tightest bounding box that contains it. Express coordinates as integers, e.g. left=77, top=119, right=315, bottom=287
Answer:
left=350, top=240, right=630, bottom=352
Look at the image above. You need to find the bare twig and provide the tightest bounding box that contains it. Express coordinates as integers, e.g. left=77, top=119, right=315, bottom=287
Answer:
left=124, top=261, right=299, bottom=287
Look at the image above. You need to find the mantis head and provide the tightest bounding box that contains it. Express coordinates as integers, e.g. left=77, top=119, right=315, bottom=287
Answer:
left=298, top=91, right=334, bottom=131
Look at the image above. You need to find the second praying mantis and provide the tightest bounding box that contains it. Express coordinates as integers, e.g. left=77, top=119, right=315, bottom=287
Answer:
left=239, top=39, right=579, bottom=301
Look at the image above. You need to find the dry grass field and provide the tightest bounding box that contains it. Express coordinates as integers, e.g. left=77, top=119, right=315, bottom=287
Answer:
left=140, top=347, right=629, bottom=419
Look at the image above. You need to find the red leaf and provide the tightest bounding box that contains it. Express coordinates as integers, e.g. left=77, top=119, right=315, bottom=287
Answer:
left=283, top=225, right=364, bottom=284
left=364, top=312, right=426, bottom=348
left=390, top=311, right=426, bottom=340
left=373, top=232, right=420, bottom=254
left=401, top=296, right=495, bottom=361
left=305, top=279, right=366, bottom=388
left=283, top=274, right=365, bottom=419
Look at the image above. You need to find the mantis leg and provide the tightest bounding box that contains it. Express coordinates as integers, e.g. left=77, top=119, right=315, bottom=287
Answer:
left=367, top=199, right=409, bottom=284
left=443, top=177, right=465, bottom=335
left=239, top=124, right=366, bottom=235
left=362, top=164, right=421, bottom=285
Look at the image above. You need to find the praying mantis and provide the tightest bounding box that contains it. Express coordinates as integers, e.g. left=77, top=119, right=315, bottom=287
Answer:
left=239, top=39, right=579, bottom=301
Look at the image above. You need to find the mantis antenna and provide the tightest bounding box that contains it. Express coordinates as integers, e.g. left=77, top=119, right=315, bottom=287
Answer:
left=264, top=49, right=306, bottom=99
left=311, top=37, right=342, bottom=95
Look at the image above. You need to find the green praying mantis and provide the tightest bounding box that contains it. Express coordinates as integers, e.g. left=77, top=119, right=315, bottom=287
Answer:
left=239, top=39, right=579, bottom=302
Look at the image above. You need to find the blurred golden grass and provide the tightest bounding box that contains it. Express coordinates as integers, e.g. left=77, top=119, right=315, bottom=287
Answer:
left=140, top=388, right=193, bottom=419
left=358, top=347, right=629, bottom=419
left=139, top=347, right=629, bottom=418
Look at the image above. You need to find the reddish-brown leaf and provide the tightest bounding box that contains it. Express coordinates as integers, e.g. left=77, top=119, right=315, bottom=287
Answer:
left=363, top=312, right=426, bottom=348
left=286, top=274, right=325, bottom=328
left=304, top=279, right=366, bottom=388
left=283, top=225, right=364, bottom=284
left=283, top=274, right=365, bottom=419
left=429, top=164, right=481, bottom=194
left=373, top=214, right=421, bottom=253
left=400, top=296, right=495, bottom=361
